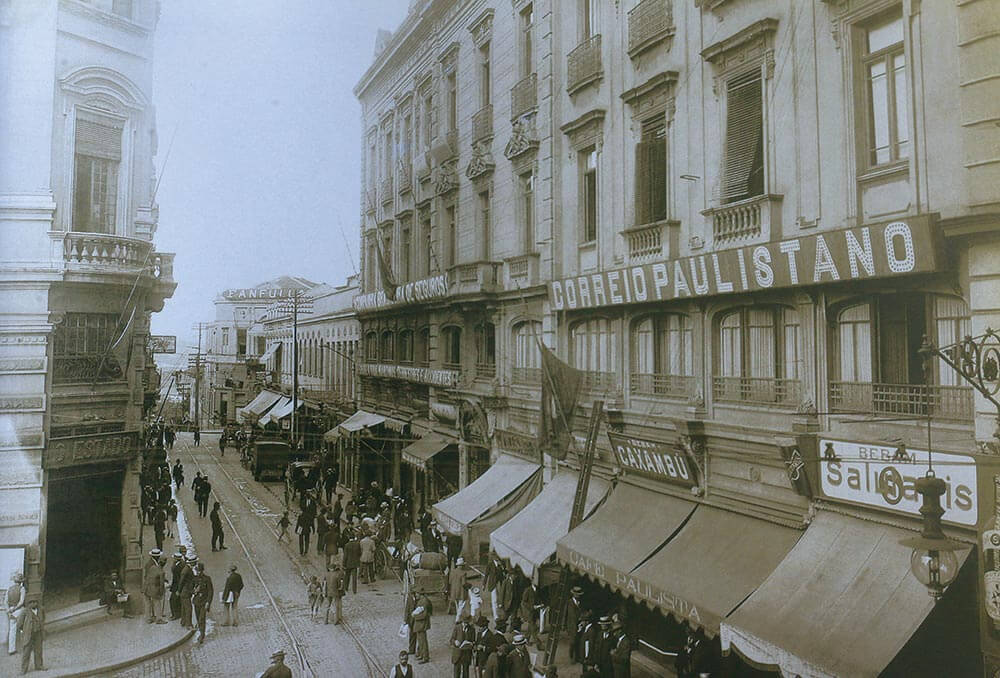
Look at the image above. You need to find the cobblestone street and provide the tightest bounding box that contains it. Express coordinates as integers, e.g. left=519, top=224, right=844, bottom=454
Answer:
left=106, top=432, right=457, bottom=678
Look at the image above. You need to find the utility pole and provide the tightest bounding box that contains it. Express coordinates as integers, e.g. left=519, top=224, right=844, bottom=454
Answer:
left=275, top=293, right=312, bottom=445
left=191, top=322, right=210, bottom=430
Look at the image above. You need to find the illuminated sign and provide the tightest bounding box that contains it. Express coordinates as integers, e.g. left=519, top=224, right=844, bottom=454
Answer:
left=818, top=438, right=977, bottom=526
left=549, top=217, right=937, bottom=310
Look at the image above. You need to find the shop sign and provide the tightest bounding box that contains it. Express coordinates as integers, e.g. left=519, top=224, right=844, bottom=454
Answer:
left=976, top=465, right=1000, bottom=667
left=549, top=217, right=937, bottom=311
left=607, top=431, right=699, bottom=489
left=818, top=438, right=977, bottom=527
left=353, top=273, right=450, bottom=312
left=222, top=288, right=304, bottom=300
left=494, top=428, right=538, bottom=458
left=44, top=431, right=140, bottom=470
left=358, top=362, right=459, bottom=387
left=147, top=335, right=176, bottom=353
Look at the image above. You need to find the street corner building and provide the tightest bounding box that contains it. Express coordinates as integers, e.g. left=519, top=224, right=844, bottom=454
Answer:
left=352, top=0, right=1000, bottom=676
left=0, top=1, right=175, bottom=608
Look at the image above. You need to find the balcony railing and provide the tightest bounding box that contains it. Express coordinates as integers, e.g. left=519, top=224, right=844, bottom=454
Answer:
left=443, top=360, right=461, bottom=372
left=380, top=176, right=394, bottom=203
left=476, top=362, right=497, bottom=379
left=567, top=35, right=603, bottom=95
left=54, top=354, right=124, bottom=384
left=473, top=104, right=493, bottom=142
left=829, top=381, right=975, bottom=421
left=630, top=373, right=696, bottom=399
left=505, top=252, right=540, bottom=287
left=705, top=194, right=782, bottom=246
left=624, top=222, right=666, bottom=263
left=713, top=376, right=800, bottom=406
left=61, top=231, right=152, bottom=269
left=511, top=73, right=537, bottom=120
left=450, top=261, right=503, bottom=296
left=398, top=162, right=412, bottom=194
left=582, top=370, right=618, bottom=393
left=512, top=366, right=542, bottom=385
left=628, top=0, right=674, bottom=58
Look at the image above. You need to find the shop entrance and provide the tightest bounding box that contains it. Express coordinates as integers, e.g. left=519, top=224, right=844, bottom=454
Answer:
left=44, top=464, right=125, bottom=604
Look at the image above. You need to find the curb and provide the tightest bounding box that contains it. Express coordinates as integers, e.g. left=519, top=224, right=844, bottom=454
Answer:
left=48, top=628, right=195, bottom=678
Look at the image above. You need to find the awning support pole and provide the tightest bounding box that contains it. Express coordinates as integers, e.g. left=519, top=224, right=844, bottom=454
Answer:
left=539, top=400, right=604, bottom=671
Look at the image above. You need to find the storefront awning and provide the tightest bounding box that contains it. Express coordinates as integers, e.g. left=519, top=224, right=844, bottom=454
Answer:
left=264, top=397, right=318, bottom=425
left=256, top=396, right=290, bottom=427
left=490, top=471, right=609, bottom=584
left=556, top=481, right=696, bottom=590
left=401, top=432, right=454, bottom=470
left=720, top=511, right=971, bottom=678
left=628, top=505, right=802, bottom=637
left=323, top=427, right=341, bottom=443
left=258, top=344, right=279, bottom=364
left=236, top=389, right=283, bottom=423
left=338, top=409, right=386, bottom=433
left=433, top=454, right=542, bottom=539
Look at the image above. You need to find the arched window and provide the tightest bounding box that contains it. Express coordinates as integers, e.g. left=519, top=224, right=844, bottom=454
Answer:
left=714, top=306, right=799, bottom=405
left=398, top=329, right=414, bottom=364
left=570, top=318, right=617, bottom=391
left=380, top=330, right=394, bottom=363
left=416, top=327, right=431, bottom=366
left=475, top=323, right=496, bottom=377
left=364, top=331, right=378, bottom=362
left=442, top=326, right=462, bottom=369
left=512, top=321, right=542, bottom=384
left=630, top=314, right=694, bottom=397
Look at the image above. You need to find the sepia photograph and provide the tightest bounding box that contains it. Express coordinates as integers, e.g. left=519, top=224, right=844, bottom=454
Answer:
left=1, top=0, right=999, bottom=676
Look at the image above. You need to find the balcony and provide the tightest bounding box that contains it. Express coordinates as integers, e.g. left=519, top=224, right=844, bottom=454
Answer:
left=510, top=73, right=537, bottom=120
left=449, top=261, right=502, bottom=296
left=398, top=162, right=412, bottom=194
left=380, top=176, right=394, bottom=203
left=628, top=0, right=674, bottom=59
left=54, top=354, right=124, bottom=384
left=443, top=360, right=461, bottom=372
left=630, top=373, right=695, bottom=399
left=512, top=367, right=542, bottom=385
left=430, top=129, right=460, bottom=164
left=582, top=370, right=618, bottom=393
left=567, top=35, right=603, bottom=95
left=704, top=194, right=783, bottom=246
left=505, top=252, right=540, bottom=287
left=476, top=362, right=497, bottom=379
left=60, top=231, right=151, bottom=271
left=829, top=381, right=974, bottom=422
left=713, top=376, right=800, bottom=407
left=473, top=104, right=493, bottom=143
left=623, top=220, right=678, bottom=264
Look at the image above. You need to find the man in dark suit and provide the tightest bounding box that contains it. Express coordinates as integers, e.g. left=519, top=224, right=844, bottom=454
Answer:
left=169, top=550, right=184, bottom=620
left=565, top=586, right=584, bottom=663
left=178, top=555, right=197, bottom=628
left=450, top=610, right=476, bottom=678
left=610, top=615, right=632, bottom=678
left=473, top=616, right=500, bottom=678
left=16, top=599, right=43, bottom=673
left=506, top=634, right=532, bottom=678
left=409, top=593, right=432, bottom=663
left=596, top=615, right=615, bottom=676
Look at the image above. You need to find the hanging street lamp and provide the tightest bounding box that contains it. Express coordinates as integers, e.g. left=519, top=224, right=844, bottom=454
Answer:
left=899, top=471, right=964, bottom=599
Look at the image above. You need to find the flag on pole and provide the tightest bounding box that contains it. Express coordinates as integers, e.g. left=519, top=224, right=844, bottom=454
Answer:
left=375, top=236, right=397, bottom=300
left=538, top=341, right=584, bottom=461
left=110, top=303, right=137, bottom=380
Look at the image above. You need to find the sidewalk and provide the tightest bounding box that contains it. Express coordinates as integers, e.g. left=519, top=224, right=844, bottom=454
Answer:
left=1, top=466, right=201, bottom=677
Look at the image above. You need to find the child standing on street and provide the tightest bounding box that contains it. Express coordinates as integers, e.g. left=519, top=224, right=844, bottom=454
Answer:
left=277, top=511, right=290, bottom=542
left=307, top=575, right=322, bottom=618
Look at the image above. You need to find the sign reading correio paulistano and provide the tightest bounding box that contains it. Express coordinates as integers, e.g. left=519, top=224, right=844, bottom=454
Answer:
left=549, top=217, right=936, bottom=310
left=353, top=273, right=450, bottom=312
left=819, top=438, right=977, bottom=527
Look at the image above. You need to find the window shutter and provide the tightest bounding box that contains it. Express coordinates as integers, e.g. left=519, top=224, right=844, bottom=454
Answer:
left=75, top=118, right=123, bottom=161
left=634, top=142, right=649, bottom=225
left=650, top=137, right=667, bottom=222
left=722, top=73, right=763, bottom=203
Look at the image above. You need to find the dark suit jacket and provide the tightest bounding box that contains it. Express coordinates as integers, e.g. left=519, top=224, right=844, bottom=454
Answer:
left=343, top=540, right=361, bottom=569
left=16, top=607, right=43, bottom=644
left=506, top=647, right=532, bottom=678
left=410, top=595, right=432, bottom=633
left=450, top=622, right=476, bottom=664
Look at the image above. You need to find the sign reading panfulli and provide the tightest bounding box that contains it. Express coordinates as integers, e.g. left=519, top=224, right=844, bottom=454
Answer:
left=353, top=273, right=449, bottom=312
left=607, top=431, right=699, bottom=488
left=819, top=438, right=977, bottom=526
left=222, top=288, right=304, bottom=300
left=549, top=217, right=936, bottom=310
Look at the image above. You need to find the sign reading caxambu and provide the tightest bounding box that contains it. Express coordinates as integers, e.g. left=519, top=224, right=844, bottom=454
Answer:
left=607, top=431, right=699, bottom=489
left=549, top=217, right=937, bottom=310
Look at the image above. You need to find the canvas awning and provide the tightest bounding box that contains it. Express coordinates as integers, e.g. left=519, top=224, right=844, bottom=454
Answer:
left=433, top=455, right=542, bottom=559
left=719, top=511, right=972, bottom=678
left=256, top=396, right=290, bottom=427
left=338, top=409, right=386, bottom=433
left=401, top=432, right=454, bottom=470
left=258, top=343, right=279, bottom=364
left=264, top=397, right=319, bottom=425
left=490, top=471, right=609, bottom=583
left=556, top=481, right=696, bottom=589
left=628, top=505, right=802, bottom=636
left=323, top=427, right=341, bottom=443
left=236, top=389, right=282, bottom=423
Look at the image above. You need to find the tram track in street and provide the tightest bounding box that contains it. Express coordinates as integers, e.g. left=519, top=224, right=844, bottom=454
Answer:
left=185, top=443, right=386, bottom=678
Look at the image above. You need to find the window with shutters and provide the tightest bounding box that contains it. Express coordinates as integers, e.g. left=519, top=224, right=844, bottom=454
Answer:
left=520, top=5, right=534, bottom=77
left=442, top=326, right=462, bottom=369
left=365, top=331, right=378, bottom=363
left=634, top=117, right=667, bottom=226
left=73, top=114, right=123, bottom=234
left=475, top=322, right=496, bottom=377
left=519, top=171, right=535, bottom=254
left=721, top=71, right=764, bottom=204
left=447, top=72, right=458, bottom=133
left=420, top=210, right=434, bottom=275
left=380, top=330, right=394, bottom=363
left=478, top=190, right=491, bottom=260
left=416, top=326, right=431, bottom=366
left=512, top=321, right=542, bottom=384
left=480, top=43, right=492, bottom=108
left=400, top=219, right=412, bottom=282
left=445, top=204, right=457, bottom=266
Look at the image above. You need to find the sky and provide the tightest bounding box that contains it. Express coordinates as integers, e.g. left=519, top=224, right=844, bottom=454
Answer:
left=150, top=0, right=412, bottom=346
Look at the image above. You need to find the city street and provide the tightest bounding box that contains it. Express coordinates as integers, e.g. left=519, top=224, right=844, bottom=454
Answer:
left=107, top=432, right=456, bottom=678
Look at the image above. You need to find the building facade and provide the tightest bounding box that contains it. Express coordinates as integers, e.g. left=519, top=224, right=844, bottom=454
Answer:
left=357, top=0, right=1000, bottom=674
left=0, top=0, right=176, bottom=600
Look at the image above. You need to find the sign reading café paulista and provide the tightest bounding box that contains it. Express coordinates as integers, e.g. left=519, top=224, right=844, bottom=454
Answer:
left=549, top=217, right=936, bottom=310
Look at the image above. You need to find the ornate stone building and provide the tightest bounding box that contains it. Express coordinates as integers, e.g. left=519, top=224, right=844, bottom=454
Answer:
left=0, top=0, right=175, bottom=601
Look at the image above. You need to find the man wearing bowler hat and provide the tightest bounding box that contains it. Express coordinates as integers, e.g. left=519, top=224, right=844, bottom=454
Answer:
left=261, top=649, right=292, bottom=678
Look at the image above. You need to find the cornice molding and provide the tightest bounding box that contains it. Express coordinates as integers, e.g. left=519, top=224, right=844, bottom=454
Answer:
left=621, top=71, right=679, bottom=105
left=701, top=18, right=779, bottom=65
